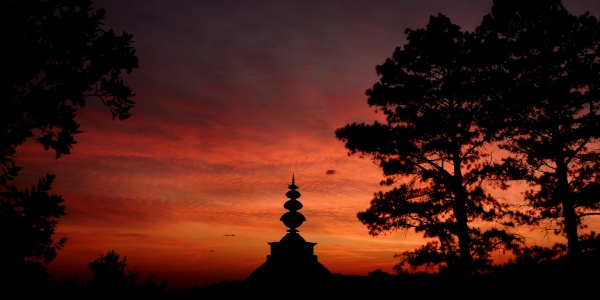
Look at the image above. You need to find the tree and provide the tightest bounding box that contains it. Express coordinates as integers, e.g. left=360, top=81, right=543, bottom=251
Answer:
left=335, top=14, right=521, bottom=277
left=0, top=174, right=66, bottom=286
left=88, top=250, right=170, bottom=296
left=88, top=250, right=137, bottom=292
left=478, top=0, right=600, bottom=257
left=0, top=0, right=139, bottom=283
left=1, top=0, right=138, bottom=166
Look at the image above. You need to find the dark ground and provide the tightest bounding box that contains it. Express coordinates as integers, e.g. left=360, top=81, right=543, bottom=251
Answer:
left=10, top=252, right=599, bottom=299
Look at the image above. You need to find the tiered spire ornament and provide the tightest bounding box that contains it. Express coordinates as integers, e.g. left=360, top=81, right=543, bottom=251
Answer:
left=280, top=175, right=306, bottom=233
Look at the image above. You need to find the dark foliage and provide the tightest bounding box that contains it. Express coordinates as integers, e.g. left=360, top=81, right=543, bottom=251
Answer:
left=86, top=250, right=169, bottom=298
left=336, top=0, right=600, bottom=279
left=0, top=0, right=139, bottom=289
left=88, top=250, right=135, bottom=290
left=336, top=14, right=523, bottom=276
left=478, top=0, right=600, bottom=256
left=1, top=0, right=138, bottom=164
left=0, top=174, right=66, bottom=265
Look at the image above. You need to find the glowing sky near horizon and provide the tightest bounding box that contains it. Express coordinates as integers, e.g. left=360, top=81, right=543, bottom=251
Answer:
left=13, top=0, right=600, bottom=290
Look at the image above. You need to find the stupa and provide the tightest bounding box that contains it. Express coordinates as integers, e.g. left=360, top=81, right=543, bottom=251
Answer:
left=246, top=175, right=331, bottom=288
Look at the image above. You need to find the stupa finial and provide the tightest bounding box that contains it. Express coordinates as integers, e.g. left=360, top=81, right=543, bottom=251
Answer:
left=288, top=174, right=298, bottom=190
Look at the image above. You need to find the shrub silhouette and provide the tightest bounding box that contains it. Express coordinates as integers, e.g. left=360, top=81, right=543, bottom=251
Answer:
left=88, top=250, right=136, bottom=292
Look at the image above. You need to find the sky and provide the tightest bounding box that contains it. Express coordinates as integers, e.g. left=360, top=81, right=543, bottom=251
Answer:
left=14, top=0, right=600, bottom=290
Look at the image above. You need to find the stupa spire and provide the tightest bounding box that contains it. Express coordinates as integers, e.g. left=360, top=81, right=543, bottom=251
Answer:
left=246, top=175, right=331, bottom=287
left=281, top=174, right=305, bottom=233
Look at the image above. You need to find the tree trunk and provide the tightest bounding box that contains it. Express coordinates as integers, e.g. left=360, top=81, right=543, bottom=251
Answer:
left=452, top=147, right=472, bottom=277
left=556, top=159, right=580, bottom=256
left=552, top=118, right=580, bottom=257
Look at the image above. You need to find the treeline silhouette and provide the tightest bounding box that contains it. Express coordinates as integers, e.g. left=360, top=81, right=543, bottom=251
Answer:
left=34, top=251, right=600, bottom=298
left=45, top=250, right=171, bottom=299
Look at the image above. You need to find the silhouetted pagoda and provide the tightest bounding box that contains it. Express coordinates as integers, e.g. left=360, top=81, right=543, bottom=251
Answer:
left=246, top=175, right=331, bottom=288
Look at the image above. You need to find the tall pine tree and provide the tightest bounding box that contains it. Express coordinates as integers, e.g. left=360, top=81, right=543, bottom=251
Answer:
left=336, top=14, right=521, bottom=277
left=478, top=0, right=600, bottom=258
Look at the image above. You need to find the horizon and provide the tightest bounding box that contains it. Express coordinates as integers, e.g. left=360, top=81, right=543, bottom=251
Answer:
left=11, top=0, right=600, bottom=290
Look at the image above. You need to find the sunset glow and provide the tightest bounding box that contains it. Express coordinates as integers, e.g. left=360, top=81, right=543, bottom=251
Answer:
left=13, top=0, right=600, bottom=290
